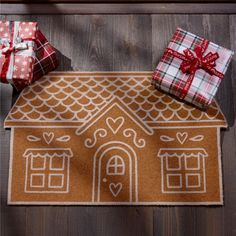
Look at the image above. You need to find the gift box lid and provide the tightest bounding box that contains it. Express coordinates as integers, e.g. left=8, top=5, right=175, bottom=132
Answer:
left=0, top=21, right=38, bottom=41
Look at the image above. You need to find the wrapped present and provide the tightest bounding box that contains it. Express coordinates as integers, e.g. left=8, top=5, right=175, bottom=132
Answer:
left=0, top=21, right=38, bottom=91
left=152, top=28, right=234, bottom=109
left=32, top=30, right=58, bottom=82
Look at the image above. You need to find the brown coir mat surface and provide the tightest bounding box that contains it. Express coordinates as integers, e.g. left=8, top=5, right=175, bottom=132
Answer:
left=4, top=72, right=227, bottom=205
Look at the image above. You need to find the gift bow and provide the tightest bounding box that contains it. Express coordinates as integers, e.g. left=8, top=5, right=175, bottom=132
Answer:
left=166, top=39, right=224, bottom=99
left=1, top=38, right=28, bottom=55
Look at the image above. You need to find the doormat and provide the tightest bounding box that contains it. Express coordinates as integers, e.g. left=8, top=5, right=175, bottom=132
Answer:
left=4, top=72, right=227, bottom=205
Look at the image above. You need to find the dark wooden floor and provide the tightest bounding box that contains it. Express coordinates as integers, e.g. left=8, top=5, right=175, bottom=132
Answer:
left=0, top=13, right=236, bottom=236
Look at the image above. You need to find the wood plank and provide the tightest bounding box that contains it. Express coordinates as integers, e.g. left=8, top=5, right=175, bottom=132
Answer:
left=223, top=15, right=236, bottom=236
left=229, top=15, right=236, bottom=120
left=152, top=14, right=189, bottom=69
left=112, top=15, right=152, bottom=70
left=1, top=3, right=236, bottom=15
left=67, top=207, right=153, bottom=236
left=71, top=15, right=114, bottom=70
left=206, top=15, right=234, bottom=126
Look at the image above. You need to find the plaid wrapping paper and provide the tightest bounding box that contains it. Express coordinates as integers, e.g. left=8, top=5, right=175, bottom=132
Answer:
left=0, top=21, right=38, bottom=91
left=152, top=28, right=234, bottom=109
left=32, top=30, right=58, bottom=82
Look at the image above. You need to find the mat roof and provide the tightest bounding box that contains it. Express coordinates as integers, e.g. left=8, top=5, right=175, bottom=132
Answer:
left=4, top=72, right=227, bottom=128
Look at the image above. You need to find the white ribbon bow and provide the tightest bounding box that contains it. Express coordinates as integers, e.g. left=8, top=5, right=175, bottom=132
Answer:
left=1, top=40, right=29, bottom=54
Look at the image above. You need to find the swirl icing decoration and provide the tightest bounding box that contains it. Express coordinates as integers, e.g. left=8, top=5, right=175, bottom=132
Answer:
left=123, top=128, right=146, bottom=148
left=84, top=128, right=107, bottom=148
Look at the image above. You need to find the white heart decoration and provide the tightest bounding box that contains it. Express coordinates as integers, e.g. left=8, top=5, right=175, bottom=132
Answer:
left=106, top=117, right=124, bottom=134
left=43, top=132, right=54, bottom=144
left=109, top=182, right=122, bottom=197
left=176, top=132, right=188, bottom=144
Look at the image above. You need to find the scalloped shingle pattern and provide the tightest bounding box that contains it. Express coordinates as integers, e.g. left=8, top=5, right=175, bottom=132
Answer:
left=5, top=73, right=224, bottom=124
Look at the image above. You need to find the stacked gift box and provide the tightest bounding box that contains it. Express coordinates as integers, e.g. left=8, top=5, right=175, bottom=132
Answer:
left=0, top=20, right=58, bottom=91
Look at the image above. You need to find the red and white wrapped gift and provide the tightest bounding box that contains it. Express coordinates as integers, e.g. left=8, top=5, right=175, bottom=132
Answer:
left=152, top=28, right=234, bottom=109
left=0, top=21, right=38, bottom=91
left=32, top=30, right=58, bottom=82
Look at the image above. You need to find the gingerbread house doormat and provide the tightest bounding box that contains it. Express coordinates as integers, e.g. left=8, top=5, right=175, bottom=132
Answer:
left=4, top=72, right=227, bottom=205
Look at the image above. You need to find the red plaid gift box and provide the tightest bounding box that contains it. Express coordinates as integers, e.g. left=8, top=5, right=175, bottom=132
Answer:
left=0, top=21, right=38, bottom=91
left=152, top=28, right=234, bottom=109
left=32, top=30, right=58, bottom=82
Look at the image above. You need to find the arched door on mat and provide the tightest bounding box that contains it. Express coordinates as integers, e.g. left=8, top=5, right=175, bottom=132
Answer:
left=92, top=142, right=138, bottom=203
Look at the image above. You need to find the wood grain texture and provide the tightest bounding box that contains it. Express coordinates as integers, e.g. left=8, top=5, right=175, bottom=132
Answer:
left=1, top=3, right=236, bottom=14
left=0, top=13, right=236, bottom=236
left=224, top=15, right=236, bottom=236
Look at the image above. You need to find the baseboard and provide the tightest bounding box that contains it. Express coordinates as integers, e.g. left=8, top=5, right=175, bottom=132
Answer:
left=1, top=3, right=236, bottom=14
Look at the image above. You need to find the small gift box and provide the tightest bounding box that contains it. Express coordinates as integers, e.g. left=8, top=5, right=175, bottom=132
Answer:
left=0, top=21, right=38, bottom=91
left=152, top=28, right=234, bottom=109
left=32, top=30, right=58, bottom=82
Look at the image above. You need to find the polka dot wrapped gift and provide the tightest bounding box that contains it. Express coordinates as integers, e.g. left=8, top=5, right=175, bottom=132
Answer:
left=152, top=28, right=234, bottom=109
left=0, top=20, right=38, bottom=91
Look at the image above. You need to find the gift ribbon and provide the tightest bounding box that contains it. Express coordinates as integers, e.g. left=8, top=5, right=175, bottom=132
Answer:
left=0, top=21, right=35, bottom=85
left=166, top=39, right=224, bottom=99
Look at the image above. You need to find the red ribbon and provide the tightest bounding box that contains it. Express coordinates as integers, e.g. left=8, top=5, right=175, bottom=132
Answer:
left=0, top=22, right=14, bottom=84
left=166, top=39, right=224, bottom=99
